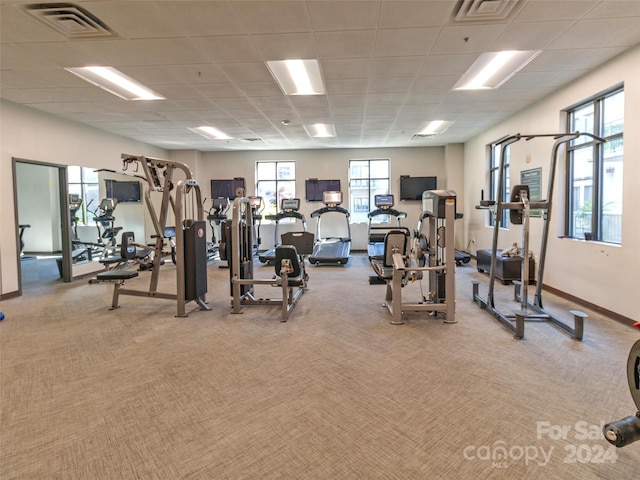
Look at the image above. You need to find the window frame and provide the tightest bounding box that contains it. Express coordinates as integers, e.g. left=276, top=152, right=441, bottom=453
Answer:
left=67, top=165, right=99, bottom=225
left=255, top=160, right=296, bottom=220
left=565, top=85, right=624, bottom=244
left=348, top=159, right=390, bottom=224
left=488, top=142, right=510, bottom=228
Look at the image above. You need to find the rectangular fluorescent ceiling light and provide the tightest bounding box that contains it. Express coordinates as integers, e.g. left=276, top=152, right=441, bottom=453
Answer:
left=304, top=123, right=336, bottom=138
left=453, top=50, right=541, bottom=90
left=266, top=59, right=325, bottom=95
left=417, top=120, right=453, bottom=136
left=65, top=66, right=164, bottom=100
left=189, top=126, right=233, bottom=140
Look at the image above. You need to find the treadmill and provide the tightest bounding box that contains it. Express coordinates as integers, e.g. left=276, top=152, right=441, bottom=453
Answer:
left=367, top=194, right=406, bottom=283
left=258, top=198, right=306, bottom=265
left=309, top=191, right=351, bottom=265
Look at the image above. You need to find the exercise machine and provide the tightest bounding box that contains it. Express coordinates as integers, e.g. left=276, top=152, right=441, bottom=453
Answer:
left=68, top=193, right=92, bottom=262
left=367, top=194, right=406, bottom=282
left=309, top=191, right=351, bottom=265
left=374, top=190, right=457, bottom=325
left=18, top=224, right=30, bottom=257
left=225, top=196, right=314, bottom=322
left=603, top=323, right=640, bottom=448
left=219, top=195, right=263, bottom=266
left=95, top=154, right=210, bottom=317
left=206, top=197, right=229, bottom=261
left=472, top=132, right=605, bottom=340
left=414, top=201, right=470, bottom=267
left=258, top=198, right=306, bottom=265
left=90, top=198, right=122, bottom=260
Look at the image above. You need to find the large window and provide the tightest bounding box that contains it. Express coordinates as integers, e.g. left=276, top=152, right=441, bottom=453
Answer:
left=489, top=143, right=510, bottom=227
left=566, top=87, right=623, bottom=243
left=349, top=159, right=390, bottom=223
left=256, top=161, right=296, bottom=218
left=67, top=166, right=99, bottom=225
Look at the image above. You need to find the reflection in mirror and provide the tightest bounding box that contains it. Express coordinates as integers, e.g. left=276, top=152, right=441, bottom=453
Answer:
left=68, top=166, right=148, bottom=270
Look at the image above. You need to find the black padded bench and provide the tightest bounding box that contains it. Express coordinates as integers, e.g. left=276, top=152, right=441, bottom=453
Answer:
left=476, top=249, right=535, bottom=285
left=96, top=270, right=139, bottom=282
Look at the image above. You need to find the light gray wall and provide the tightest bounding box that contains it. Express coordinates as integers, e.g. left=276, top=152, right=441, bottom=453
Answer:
left=192, top=147, right=449, bottom=250
left=15, top=162, right=62, bottom=253
left=0, top=100, right=167, bottom=293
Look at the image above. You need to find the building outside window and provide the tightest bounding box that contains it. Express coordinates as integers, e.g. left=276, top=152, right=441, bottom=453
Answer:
left=566, top=87, right=623, bottom=243
left=488, top=143, right=510, bottom=228
left=67, top=166, right=99, bottom=225
left=349, top=159, right=390, bottom=224
left=256, top=161, right=296, bottom=219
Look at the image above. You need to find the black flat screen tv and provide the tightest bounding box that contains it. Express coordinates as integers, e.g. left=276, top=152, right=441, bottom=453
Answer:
left=105, top=179, right=141, bottom=203
left=400, top=176, right=437, bottom=201
left=211, top=178, right=246, bottom=200
left=305, top=179, right=341, bottom=202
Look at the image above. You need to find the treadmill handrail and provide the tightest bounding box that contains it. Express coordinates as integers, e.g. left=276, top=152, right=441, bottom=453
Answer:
left=310, top=205, right=350, bottom=219
left=368, top=208, right=406, bottom=219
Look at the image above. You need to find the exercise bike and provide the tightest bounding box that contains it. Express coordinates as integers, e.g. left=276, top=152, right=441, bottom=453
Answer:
left=603, top=323, right=640, bottom=447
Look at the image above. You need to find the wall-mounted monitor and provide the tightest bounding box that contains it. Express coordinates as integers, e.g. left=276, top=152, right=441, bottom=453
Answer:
left=399, top=176, right=437, bottom=201
left=305, top=178, right=341, bottom=202
left=105, top=179, right=141, bottom=203
left=211, top=178, right=246, bottom=200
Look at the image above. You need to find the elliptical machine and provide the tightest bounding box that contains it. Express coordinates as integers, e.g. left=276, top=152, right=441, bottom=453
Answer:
left=90, top=198, right=122, bottom=260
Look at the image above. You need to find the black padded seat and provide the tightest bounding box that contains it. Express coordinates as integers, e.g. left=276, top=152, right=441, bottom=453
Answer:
left=370, top=229, right=409, bottom=281
left=96, top=270, right=139, bottom=281
left=275, top=245, right=304, bottom=286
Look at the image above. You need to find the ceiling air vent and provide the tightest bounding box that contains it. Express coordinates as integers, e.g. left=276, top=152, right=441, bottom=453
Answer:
left=240, top=138, right=265, bottom=144
left=452, top=0, right=525, bottom=22
left=24, top=3, right=116, bottom=39
left=412, top=134, right=435, bottom=140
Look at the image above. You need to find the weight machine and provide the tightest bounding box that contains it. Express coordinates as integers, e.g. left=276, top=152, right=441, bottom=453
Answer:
left=96, top=154, right=210, bottom=317
left=225, top=196, right=314, bottom=322
left=472, top=132, right=605, bottom=340
left=375, top=190, right=457, bottom=325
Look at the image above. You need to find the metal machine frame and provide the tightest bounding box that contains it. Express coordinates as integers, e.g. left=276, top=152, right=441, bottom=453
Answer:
left=472, top=132, right=605, bottom=340
left=96, top=154, right=210, bottom=317
left=382, top=190, right=457, bottom=325
left=228, top=196, right=313, bottom=322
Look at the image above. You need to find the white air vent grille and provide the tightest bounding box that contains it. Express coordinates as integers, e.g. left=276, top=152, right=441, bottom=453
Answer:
left=452, top=0, right=525, bottom=22
left=24, top=3, right=115, bottom=39
left=240, top=138, right=265, bottom=143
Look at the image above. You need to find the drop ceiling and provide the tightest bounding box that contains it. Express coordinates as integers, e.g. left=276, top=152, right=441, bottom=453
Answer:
left=1, top=0, right=639, bottom=151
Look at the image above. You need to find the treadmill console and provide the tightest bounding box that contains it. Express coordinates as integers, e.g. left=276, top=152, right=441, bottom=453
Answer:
left=281, top=198, right=300, bottom=211
left=323, top=191, right=342, bottom=206
left=374, top=194, right=394, bottom=208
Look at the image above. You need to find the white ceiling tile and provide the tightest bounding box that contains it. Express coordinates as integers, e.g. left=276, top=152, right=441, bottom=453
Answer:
left=378, top=1, right=454, bottom=28
left=217, top=63, right=273, bottom=83
left=315, top=30, right=376, bottom=59
left=513, top=0, right=599, bottom=22
left=251, top=33, right=318, bottom=60
left=372, top=57, right=424, bottom=77
left=190, top=36, right=259, bottom=63
left=308, top=0, right=379, bottom=31
left=548, top=18, right=640, bottom=49
left=233, top=1, right=313, bottom=34
left=430, top=24, right=507, bottom=54
left=374, top=27, right=440, bottom=57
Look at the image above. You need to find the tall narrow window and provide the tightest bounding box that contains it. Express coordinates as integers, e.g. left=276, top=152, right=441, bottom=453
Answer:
left=488, top=143, right=510, bottom=227
left=67, top=166, right=99, bottom=225
left=256, top=161, right=296, bottom=218
left=566, top=87, right=623, bottom=243
left=349, top=159, right=390, bottom=223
